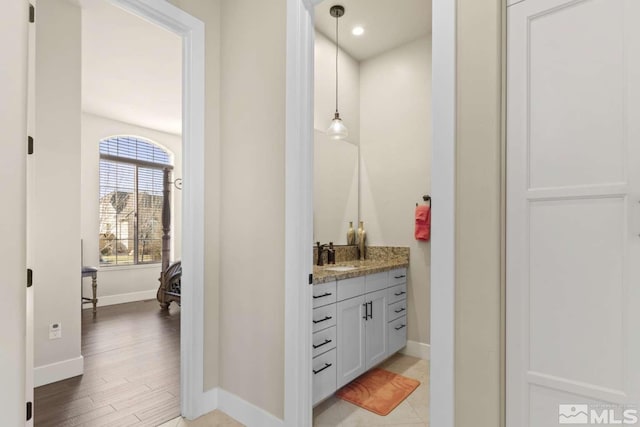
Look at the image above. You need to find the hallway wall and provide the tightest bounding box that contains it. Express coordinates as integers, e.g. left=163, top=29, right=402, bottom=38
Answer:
left=218, top=0, right=286, bottom=418
left=32, top=0, right=83, bottom=386
left=455, top=0, right=503, bottom=425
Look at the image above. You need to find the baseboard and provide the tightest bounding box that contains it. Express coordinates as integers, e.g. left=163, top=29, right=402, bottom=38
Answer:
left=199, top=387, right=218, bottom=418
left=218, top=389, right=284, bottom=427
left=34, top=355, right=84, bottom=387
left=198, top=387, right=284, bottom=427
left=81, top=289, right=157, bottom=309
left=401, top=340, right=431, bottom=360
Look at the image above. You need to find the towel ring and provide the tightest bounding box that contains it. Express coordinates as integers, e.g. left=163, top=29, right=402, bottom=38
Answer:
left=416, top=195, right=431, bottom=207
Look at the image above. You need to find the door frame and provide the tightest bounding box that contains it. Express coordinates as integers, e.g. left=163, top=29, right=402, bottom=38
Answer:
left=283, top=0, right=457, bottom=425
left=1, top=1, right=28, bottom=425
left=107, top=0, right=205, bottom=420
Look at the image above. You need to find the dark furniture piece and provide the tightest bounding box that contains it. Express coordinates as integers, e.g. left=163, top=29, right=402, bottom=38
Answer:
left=157, top=260, right=181, bottom=309
left=157, top=168, right=182, bottom=309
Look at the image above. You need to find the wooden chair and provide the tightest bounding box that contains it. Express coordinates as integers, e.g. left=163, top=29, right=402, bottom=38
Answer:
left=81, top=266, right=98, bottom=315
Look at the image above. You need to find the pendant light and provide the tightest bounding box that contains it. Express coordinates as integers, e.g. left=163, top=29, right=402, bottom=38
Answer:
left=327, top=5, right=348, bottom=140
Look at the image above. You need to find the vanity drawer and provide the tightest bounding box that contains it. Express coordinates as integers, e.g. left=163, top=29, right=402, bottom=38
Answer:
left=388, top=315, right=407, bottom=355
left=365, top=271, right=388, bottom=294
left=389, top=268, right=407, bottom=286
left=336, top=276, right=365, bottom=302
left=312, top=326, right=336, bottom=358
left=387, top=283, right=407, bottom=305
left=313, top=281, right=337, bottom=308
left=388, top=299, right=407, bottom=321
left=312, top=348, right=337, bottom=406
left=312, top=304, right=336, bottom=333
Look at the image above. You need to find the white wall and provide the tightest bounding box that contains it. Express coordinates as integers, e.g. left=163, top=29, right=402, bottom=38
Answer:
left=80, top=112, right=182, bottom=304
left=359, top=36, right=432, bottom=345
left=219, top=0, right=286, bottom=418
left=33, top=0, right=83, bottom=385
left=0, top=0, right=28, bottom=423
left=314, top=31, right=360, bottom=144
left=455, top=0, right=503, bottom=424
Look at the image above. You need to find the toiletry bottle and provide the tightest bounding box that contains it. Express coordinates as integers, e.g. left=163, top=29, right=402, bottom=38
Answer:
left=347, top=221, right=355, bottom=245
left=357, top=221, right=366, bottom=260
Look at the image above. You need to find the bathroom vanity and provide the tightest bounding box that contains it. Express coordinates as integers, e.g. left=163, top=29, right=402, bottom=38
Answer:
left=311, top=258, right=409, bottom=406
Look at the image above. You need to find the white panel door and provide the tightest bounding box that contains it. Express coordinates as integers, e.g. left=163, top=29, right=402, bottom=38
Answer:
left=507, top=0, right=640, bottom=425
left=336, top=295, right=366, bottom=388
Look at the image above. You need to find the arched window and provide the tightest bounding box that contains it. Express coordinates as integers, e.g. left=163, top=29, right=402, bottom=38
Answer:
left=99, top=136, right=172, bottom=266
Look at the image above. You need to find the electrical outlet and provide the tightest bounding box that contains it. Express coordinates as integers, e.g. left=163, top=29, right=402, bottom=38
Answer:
left=49, top=323, right=61, bottom=340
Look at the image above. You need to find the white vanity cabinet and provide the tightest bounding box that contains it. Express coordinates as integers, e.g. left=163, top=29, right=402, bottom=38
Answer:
left=312, top=267, right=408, bottom=405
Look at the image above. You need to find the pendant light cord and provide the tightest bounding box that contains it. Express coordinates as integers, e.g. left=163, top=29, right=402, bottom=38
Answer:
left=335, top=13, right=339, bottom=114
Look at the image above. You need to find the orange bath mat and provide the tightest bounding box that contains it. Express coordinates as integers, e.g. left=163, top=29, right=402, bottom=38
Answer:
left=335, top=368, right=420, bottom=416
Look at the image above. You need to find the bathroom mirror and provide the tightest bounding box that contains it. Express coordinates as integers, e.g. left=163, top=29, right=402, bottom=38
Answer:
left=313, top=129, right=359, bottom=244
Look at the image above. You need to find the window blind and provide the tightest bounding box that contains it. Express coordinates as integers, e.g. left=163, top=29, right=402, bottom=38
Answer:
left=98, top=136, right=171, bottom=266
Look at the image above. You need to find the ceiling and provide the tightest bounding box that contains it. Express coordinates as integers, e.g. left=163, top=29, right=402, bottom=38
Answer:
left=80, top=0, right=429, bottom=134
left=314, top=0, right=432, bottom=62
left=81, top=0, right=182, bottom=135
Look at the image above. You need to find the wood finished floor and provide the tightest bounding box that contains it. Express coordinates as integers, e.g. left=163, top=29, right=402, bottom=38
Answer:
left=35, top=300, right=180, bottom=427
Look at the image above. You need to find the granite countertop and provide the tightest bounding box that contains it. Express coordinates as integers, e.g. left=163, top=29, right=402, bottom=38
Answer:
left=313, top=258, right=409, bottom=284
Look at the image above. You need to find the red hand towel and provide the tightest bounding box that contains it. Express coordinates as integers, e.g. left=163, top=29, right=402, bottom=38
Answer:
left=415, top=205, right=431, bottom=241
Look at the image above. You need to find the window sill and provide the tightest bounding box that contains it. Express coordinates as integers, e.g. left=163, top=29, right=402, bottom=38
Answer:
left=98, top=263, right=161, bottom=272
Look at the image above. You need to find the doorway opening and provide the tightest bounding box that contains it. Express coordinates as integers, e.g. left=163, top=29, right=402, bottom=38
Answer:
left=284, top=0, right=456, bottom=425
left=28, top=0, right=205, bottom=424
left=310, top=0, right=432, bottom=424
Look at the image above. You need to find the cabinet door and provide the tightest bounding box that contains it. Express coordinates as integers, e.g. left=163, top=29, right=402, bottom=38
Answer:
left=336, top=295, right=366, bottom=389
left=365, top=289, right=388, bottom=369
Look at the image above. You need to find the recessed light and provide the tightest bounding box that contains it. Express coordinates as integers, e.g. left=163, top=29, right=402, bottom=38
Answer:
left=352, top=26, right=364, bottom=36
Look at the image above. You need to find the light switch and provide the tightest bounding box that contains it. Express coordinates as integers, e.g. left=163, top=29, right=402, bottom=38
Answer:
left=49, top=323, right=61, bottom=340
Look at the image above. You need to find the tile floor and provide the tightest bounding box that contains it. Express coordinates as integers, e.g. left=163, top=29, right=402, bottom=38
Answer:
left=159, top=354, right=429, bottom=427
left=158, top=410, right=243, bottom=427
left=313, top=354, right=429, bottom=427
